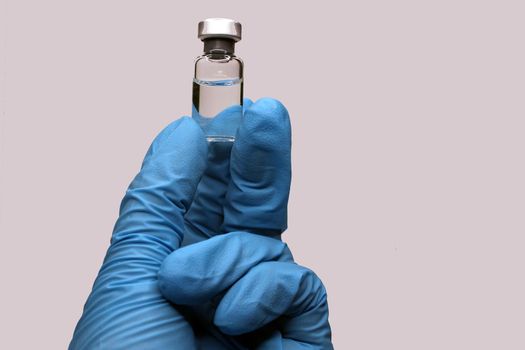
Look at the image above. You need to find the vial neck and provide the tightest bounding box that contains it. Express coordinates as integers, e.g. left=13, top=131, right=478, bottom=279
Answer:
left=203, top=38, right=235, bottom=55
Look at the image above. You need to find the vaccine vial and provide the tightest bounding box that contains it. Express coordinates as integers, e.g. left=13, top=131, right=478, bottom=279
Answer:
left=192, top=18, right=243, bottom=142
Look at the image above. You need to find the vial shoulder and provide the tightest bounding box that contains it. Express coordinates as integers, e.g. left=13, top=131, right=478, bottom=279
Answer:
left=194, top=54, right=243, bottom=80
left=195, top=54, right=242, bottom=64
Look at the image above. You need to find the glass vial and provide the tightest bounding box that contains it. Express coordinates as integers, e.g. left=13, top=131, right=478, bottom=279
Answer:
left=192, top=18, right=243, bottom=143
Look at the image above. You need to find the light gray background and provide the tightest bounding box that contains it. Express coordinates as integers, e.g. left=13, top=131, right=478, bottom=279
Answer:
left=1, top=0, right=524, bottom=349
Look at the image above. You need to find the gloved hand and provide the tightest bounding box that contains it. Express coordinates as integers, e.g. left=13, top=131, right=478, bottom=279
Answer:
left=69, top=98, right=333, bottom=350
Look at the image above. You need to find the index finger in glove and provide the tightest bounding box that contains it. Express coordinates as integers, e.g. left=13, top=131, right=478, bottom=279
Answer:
left=221, top=97, right=292, bottom=237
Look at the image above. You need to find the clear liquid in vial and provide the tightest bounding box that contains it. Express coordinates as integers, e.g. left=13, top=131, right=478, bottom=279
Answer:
left=192, top=78, right=243, bottom=142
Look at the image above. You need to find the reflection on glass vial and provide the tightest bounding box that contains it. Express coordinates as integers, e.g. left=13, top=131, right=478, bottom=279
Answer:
left=192, top=18, right=243, bottom=143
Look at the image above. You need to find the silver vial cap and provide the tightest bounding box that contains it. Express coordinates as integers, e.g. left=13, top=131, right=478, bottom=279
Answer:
left=198, top=18, right=242, bottom=42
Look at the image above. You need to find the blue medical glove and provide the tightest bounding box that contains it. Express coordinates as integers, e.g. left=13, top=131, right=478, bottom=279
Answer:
left=69, top=98, right=333, bottom=349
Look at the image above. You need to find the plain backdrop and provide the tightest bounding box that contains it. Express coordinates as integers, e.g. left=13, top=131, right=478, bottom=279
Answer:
left=1, top=0, right=525, bottom=349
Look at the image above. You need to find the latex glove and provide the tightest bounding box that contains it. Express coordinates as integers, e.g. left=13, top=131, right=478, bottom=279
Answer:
left=69, top=98, right=333, bottom=349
